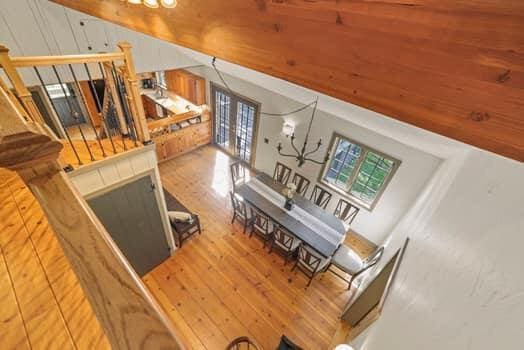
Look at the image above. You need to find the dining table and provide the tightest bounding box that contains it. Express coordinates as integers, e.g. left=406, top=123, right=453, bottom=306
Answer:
left=235, top=173, right=347, bottom=257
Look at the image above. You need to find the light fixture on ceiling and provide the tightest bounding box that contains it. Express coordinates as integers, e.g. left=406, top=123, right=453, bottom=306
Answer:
left=276, top=98, right=330, bottom=167
left=160, top=0, right=177, bottom=8
left=143, top=0, right=159, bottom=8
left=124, top=0, right=177, bottom=8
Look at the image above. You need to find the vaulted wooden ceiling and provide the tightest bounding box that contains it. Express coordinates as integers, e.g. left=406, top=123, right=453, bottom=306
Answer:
left=52, top=0, right=524, bottom=161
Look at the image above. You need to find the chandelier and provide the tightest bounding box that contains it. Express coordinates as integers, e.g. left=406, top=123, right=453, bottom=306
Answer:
left=277, top=99, right=330, bottom=167
left=125, top=0, right=177, bottom=8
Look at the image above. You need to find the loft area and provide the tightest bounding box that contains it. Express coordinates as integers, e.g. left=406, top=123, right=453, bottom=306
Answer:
left=0, top=1, right=523, bottom=350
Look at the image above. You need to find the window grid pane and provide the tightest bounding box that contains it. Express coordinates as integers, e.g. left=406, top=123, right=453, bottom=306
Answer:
left=323, top=136, right=397, bottom=209
left=350, top=151, right=394, bottom=204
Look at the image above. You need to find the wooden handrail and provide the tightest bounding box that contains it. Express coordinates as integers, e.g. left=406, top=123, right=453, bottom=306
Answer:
left=0, top=85, right=184, bottom=349
left=0, top=46, right=45, bottom=124
left=4, top=51, right=125, bottom=67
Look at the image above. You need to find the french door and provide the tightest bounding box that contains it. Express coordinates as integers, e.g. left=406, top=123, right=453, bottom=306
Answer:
left=212, top=84, right=259, bottom=165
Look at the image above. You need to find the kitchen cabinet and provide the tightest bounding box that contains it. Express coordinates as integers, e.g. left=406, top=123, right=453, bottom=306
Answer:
left=142, top=95, right=158, bottom=119
left=149, top=111, right=211, bottom=162
left=165, top=69, right=206, bottom=106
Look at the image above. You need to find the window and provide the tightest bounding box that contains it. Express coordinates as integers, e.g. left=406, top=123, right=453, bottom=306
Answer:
left=155, top=71, right=167, bottom=89
left=321, top=134, right=400, bottom=210
left=45, top=83, right=72, bottom=99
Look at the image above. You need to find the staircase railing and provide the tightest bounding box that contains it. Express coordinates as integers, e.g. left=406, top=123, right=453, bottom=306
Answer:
left=0, top=42, right=150, bottom=168
left=0, top=53, right=182, bottom=349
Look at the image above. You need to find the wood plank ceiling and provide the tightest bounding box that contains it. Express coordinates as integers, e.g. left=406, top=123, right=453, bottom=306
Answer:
left=52, top=0, right=524, bottom=161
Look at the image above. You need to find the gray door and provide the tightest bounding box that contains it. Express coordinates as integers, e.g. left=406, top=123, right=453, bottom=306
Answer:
left=88, top=176, right=170, bottom=276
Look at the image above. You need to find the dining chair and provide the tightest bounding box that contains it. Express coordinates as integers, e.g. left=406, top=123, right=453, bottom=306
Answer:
left=326, top=245, right=384, bottom=290
left=249, top=206, right=275, bottom=248
left=226, top=336, right=262, bottom=350
left=277, top=335, right=304, bottom=350
left=273, top=161, right=292, bottom=185
left=229, top=191, right=252, bottom=234
left=269, top=226, right=300, bottom=265
left=310, top=184, right=332, bottom=209
left=292, top=243, right=331, bottom=287
left=334, top=198, right=360, bottom=227
left=291, top=172, right=310, bottom=197
left=230, top=160, right=246, bottom=191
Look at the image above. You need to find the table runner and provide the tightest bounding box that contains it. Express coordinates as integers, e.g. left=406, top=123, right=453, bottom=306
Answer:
left=247, top=178, right=344, bottom=245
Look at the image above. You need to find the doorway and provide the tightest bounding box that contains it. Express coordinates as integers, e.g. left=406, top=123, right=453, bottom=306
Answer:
left=211, top=84, right=259, bottom=166
left=87, top=175, right=171, bottom=276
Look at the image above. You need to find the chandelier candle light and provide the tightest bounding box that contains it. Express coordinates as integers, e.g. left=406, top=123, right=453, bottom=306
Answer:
left=277, top=98, right=330, bottom=167
left=123, top=0, right=177, bottom=9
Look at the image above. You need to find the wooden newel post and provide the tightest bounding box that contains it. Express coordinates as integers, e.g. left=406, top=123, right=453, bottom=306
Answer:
left=117, top=41, right=151, bottom=144
left=0, top=87, right=183, bottom=349
left=0, top=45, right=45, bottom=124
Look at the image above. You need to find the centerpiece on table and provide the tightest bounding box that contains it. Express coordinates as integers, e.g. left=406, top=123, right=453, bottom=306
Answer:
left=282, top=183, right=297, bottom=210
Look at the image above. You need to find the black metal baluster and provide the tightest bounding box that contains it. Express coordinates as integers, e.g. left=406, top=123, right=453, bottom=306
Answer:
left=68, top=64, right=106, bottom=157
left=99, top=62, right=127, bottom=151
left=84, top=63, right=117, bottom=154
left=34, top=67, right=83, bottom=166
left=111, top=61, right=138, bottom=147
left=52, top=65, right=95, bottom=162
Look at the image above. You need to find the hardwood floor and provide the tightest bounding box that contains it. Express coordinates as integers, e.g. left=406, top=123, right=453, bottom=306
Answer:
left=59, top=137, right=140, bottom=168
left=0, top=169, right=109, bottom=350
left=145, top=146, right=363, bottom=349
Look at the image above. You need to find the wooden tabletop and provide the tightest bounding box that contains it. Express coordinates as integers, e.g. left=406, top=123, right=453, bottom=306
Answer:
left=236, top=173, right=346, bottom=257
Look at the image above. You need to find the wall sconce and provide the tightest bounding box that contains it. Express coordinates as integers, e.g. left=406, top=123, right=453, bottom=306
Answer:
left=282, top=122, right=295, bottom=137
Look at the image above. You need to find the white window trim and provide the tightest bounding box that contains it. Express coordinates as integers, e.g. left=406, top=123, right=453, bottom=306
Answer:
left=319, top=132, right=401, bottom=211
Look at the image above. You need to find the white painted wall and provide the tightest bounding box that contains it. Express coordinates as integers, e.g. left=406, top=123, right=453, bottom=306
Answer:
left=352, top=150, right=524, bottom=350
left=189, top=66, right=441, bottom=244
left=0, top=0, right=201, bottom=85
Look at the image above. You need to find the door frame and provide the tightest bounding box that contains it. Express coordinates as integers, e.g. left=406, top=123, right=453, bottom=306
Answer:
left=210, top=82, right=261, bottom=167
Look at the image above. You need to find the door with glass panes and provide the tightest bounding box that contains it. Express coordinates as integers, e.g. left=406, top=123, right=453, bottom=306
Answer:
left=212, top=84, right=259, bottom=165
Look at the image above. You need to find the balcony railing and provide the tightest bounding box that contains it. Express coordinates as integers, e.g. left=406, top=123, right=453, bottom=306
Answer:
left=0, top=42, right=150, bottom=169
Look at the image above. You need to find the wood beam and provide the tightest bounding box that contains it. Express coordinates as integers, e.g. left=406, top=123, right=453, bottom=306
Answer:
left=51, top=0, right=524, bottom=161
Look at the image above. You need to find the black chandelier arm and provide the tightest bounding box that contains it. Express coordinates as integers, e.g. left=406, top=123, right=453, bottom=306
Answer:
left=290, top=135, right=301, bottom=156
left=303, top=156, right=327, bottom=165
left=304, top=142, right=322, bottom=158
left=278, top=150, right=300, bottom=158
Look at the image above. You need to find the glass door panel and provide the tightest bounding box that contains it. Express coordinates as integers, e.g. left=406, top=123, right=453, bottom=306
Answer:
left=212, top=84, right=258, bottom=166
left=214, top=89, right=231, bottom=150
left=235, top=101, right=256, bottom=163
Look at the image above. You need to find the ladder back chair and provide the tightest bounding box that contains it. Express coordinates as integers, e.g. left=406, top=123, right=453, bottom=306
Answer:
left=249, top=206, right=275, bottom=248
left=273, top=161, right=292, bottom=185
left=230, top=191, right=252, bottom=234
left=327, top=245, right=384, bottom=290
left=226, top=336, right=262, bottom=350
left=269, top=226, right=300, bottom=265
left=310, top=184, right=332, bottom=209
left=291, top=172, right=310, bottom=197
left=334, top=198, right=360, bottom=227
left=230, top=160, right=247, bottom=191
left=292, top=243, right=331, bottom=287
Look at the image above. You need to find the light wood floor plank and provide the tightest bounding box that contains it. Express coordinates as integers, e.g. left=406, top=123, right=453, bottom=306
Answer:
left=0, top=169, right=110, bottom=350
left=6, top=175, right=110, bottom=350
left=0, top=172, right=75, bottom=350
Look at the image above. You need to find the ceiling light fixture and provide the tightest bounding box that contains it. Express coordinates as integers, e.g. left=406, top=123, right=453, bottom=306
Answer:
left=277, top=98, right=330, bottom=167
left=143, top=0, right=159, bottom=8
left=124, top=0, right=177, bottom=8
